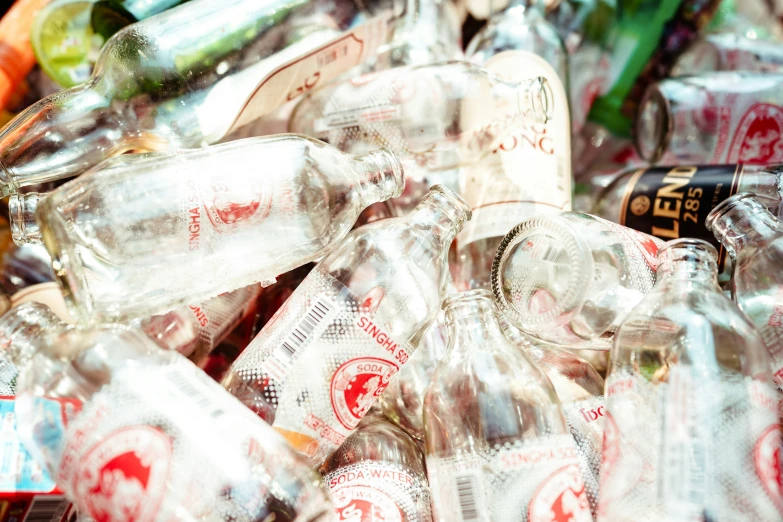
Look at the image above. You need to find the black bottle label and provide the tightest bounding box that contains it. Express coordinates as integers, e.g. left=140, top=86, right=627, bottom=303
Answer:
left=619, top=164, right=743, bottom=269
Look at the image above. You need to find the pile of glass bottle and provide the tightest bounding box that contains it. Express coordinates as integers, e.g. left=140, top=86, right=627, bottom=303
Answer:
left=1, top=0, right=783, bottom=521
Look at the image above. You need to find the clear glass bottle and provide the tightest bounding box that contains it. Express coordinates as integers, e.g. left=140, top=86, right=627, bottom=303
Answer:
left=379, top=311, right=449, bottom=441
left=706, top=192, right=783, bottom=390
left=424, top=289, right=592, bottom=522
left=0, top=0, right=404, bottom=195
left=222, top=186, right=471, bottom=466
left=456, top=0, right=572, bottom=291
left=321, top=412, right=432, bottom=522
left=11, top=135, right=405, bottom=322
left=500, top=318, right=604, bottom=517
left=491, top=212, right=664, bottom=349
left=3, top=302, right=336, bottom=522
left=289, top=62, right=552, bottom=172
left=593, top=163, right=783, bottom=272
left=90, top=0, right=191, bottom=40
left=139, top=284, right=262, bottom=364
left=599, top=238, right=782, bottom=521
left=672, top=33, right=783, bottom=77
left=635, top=72, right=783, bottom=165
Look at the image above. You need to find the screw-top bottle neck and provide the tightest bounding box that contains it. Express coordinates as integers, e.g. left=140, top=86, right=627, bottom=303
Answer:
left=655, top=239, right=719, bottom=286
left=9, top=192, right=44, bottom=245
left=706, top=192, right=783, bottom=259
left=405, top=185, right=472, bottom=249
left=356, top=148, right=406, bottom=208
left=0, top=303, right=64, bottom=368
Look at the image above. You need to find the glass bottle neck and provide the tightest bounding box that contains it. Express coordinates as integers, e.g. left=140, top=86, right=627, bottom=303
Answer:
left=709, top=197, right=783, bottom=258
left=444, top=290, right=507, bottom=349
left=0, top=303, right=64, bottom=368
left=655, top=240, right=720, bottom=288
left=355, top=149, right=405, bottom=209
left=9, top=192, right=45, bottom=245
left=404, top=185, right=470, bottom=250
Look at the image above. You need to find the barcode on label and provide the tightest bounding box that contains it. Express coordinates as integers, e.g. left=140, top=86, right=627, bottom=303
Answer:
left=23, top=497, right=69, bottom=522
left=455, top=473, right=482, bottom=522
left=264, top=297, right=336, bottom=382
left=164, top=368, right=225, bottom=419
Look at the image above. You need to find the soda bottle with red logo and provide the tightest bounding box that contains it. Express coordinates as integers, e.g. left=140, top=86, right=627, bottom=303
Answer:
left=635, top=72, right=783, bottom=166
left=599, top=238, right=782, bottom=522
left=672, top=33, right=783, bottom=76
left=2, top=302, right=336, bottom=522
left=707, top=193, right=783, bottom=395
left=9, top=135, right=406, bottom=322
left=222, top=185, right=471, bottom=466
left=424, top=289, right=592, bottom=522
left=500, top=318, right=604, bottom=517
left=593, top=163, right=783, bottom=274
left=289, top=62, right=552, bottom=172
left=139, top=283, right=262, bottom=364
left=491, top=212, right=664, bottom=349
left=0, top=0, right=405, bottom=196
left=453, top=0, right=572, bottom=291
left=321, top=411, right=432, bottom=522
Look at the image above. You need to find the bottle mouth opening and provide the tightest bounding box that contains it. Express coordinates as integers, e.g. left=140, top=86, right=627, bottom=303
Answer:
left=634, top=86, right=671, bottom=163
left=9, top=193, right=42, bottom=245
left=419, top=185, right=472, bottom=229
left=490, top=215, right=591, bottom=334
left=442, top=288, right=494, bottom=311
left=705, top=192, right=768, bottom=232
left=519, top=77, right=553, bottom=125
left=657, top=238, right=718, bottom=272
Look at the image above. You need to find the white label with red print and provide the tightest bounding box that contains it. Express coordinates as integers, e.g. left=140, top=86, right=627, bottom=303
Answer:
left=230, top=268, right=414, bottom=465
left=427, top=434, right=591, bottom=522
left=562, top=396, right=605, bottom=515
left=457, top=50, right=572, bottom=246
left=325, top=461, right=432, bottom=522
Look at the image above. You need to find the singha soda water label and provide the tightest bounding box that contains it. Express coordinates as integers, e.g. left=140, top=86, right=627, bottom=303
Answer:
left=618, top=164, right=743, bottom=269
left=19, top=361, right=318, bottom=522
left=457, top=51, right=572, bottom=247
left=324, top=461, right=432, bottom=522
left=427, top=434, right=592, bottom=522
left=562, top=396, right=605, bottom=516
left=599, top=370, right=783, bottom=521
left=228, top=268, right=414, bottom=464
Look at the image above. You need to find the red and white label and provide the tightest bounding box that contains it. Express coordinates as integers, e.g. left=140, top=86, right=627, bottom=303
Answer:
left=755, top=425, right=783, bottom=514
left=330, top=357, right=399, bottom=430
left=332, top=486, right=403, bottom=522
left=528, top=465, right=591, bottom=522
left=69, top=427, right=171, bottom=522
left=200, top=181, right=273, bottom=234
left=728, top=103, right=783, bottom=164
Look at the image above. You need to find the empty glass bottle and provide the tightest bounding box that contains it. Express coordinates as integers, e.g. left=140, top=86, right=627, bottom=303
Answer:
left=424, top=289, right=591, bottom=522
left=599, top=239, right=781, bottom=522
left=0, top=0, right=403, bottom=195
left=2, top=302, right=336, bottom=522
left=593, top=163, right=783, bottom=272
left=491, top=212, right=664, bottom=349
left=635, top=72, right=783, bottom=165
left=379, top=312, right=449, bottom=441
left=707, top=193, right=783, bottom=391
left=140, top=284, right=262, bottom=364
left=500, top=318, right=604, bottom=517
left=455, top=0, right=572, bottom=291
left=289, top=62, right=552, bottom=172
left=672, top=33, right=783, bottom=77
left=321, top=412, right=432, bottom=522
left=90, top=0, right=191, bottom=40
left=12, top=135, right=405, bottom=322
left=222, top=186, right=471, bottom=466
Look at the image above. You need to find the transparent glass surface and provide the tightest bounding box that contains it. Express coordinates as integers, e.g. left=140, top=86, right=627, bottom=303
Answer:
left=3, top=303, right=335, bottom=522
left=672, top=34, right=783, bottom=77
left=491, top=212, right=663, bottom=349
left=222, top=186, right=471, bottom=465
left=289, top=61, right=552, bottom=171
left=600, top=239, right=780, bottom=521
left=0, top=0, right=403, bottom=194
left=321, top=413, right=432, bottom=521
left=32, top=135, right=404, bottom=322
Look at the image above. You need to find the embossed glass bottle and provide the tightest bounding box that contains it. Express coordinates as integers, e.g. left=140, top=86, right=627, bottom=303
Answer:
left=707, top=193, right=783, bottom=391
left=10, top=135, right=405, bottom=322
left=491, top=212, right=664, bottom=349
left=222, top=186, right=471, bottom=466
left=599, top=239, right=781, bottom=522
left=2, top=302, right=336, bottom=522
left=289, top=62, right=552, bottom=172
left=321, top=412, right=432, bottom=522
left=424, top=289, right=591, bottom=522
left=0, top=0, right=403, bottom=195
